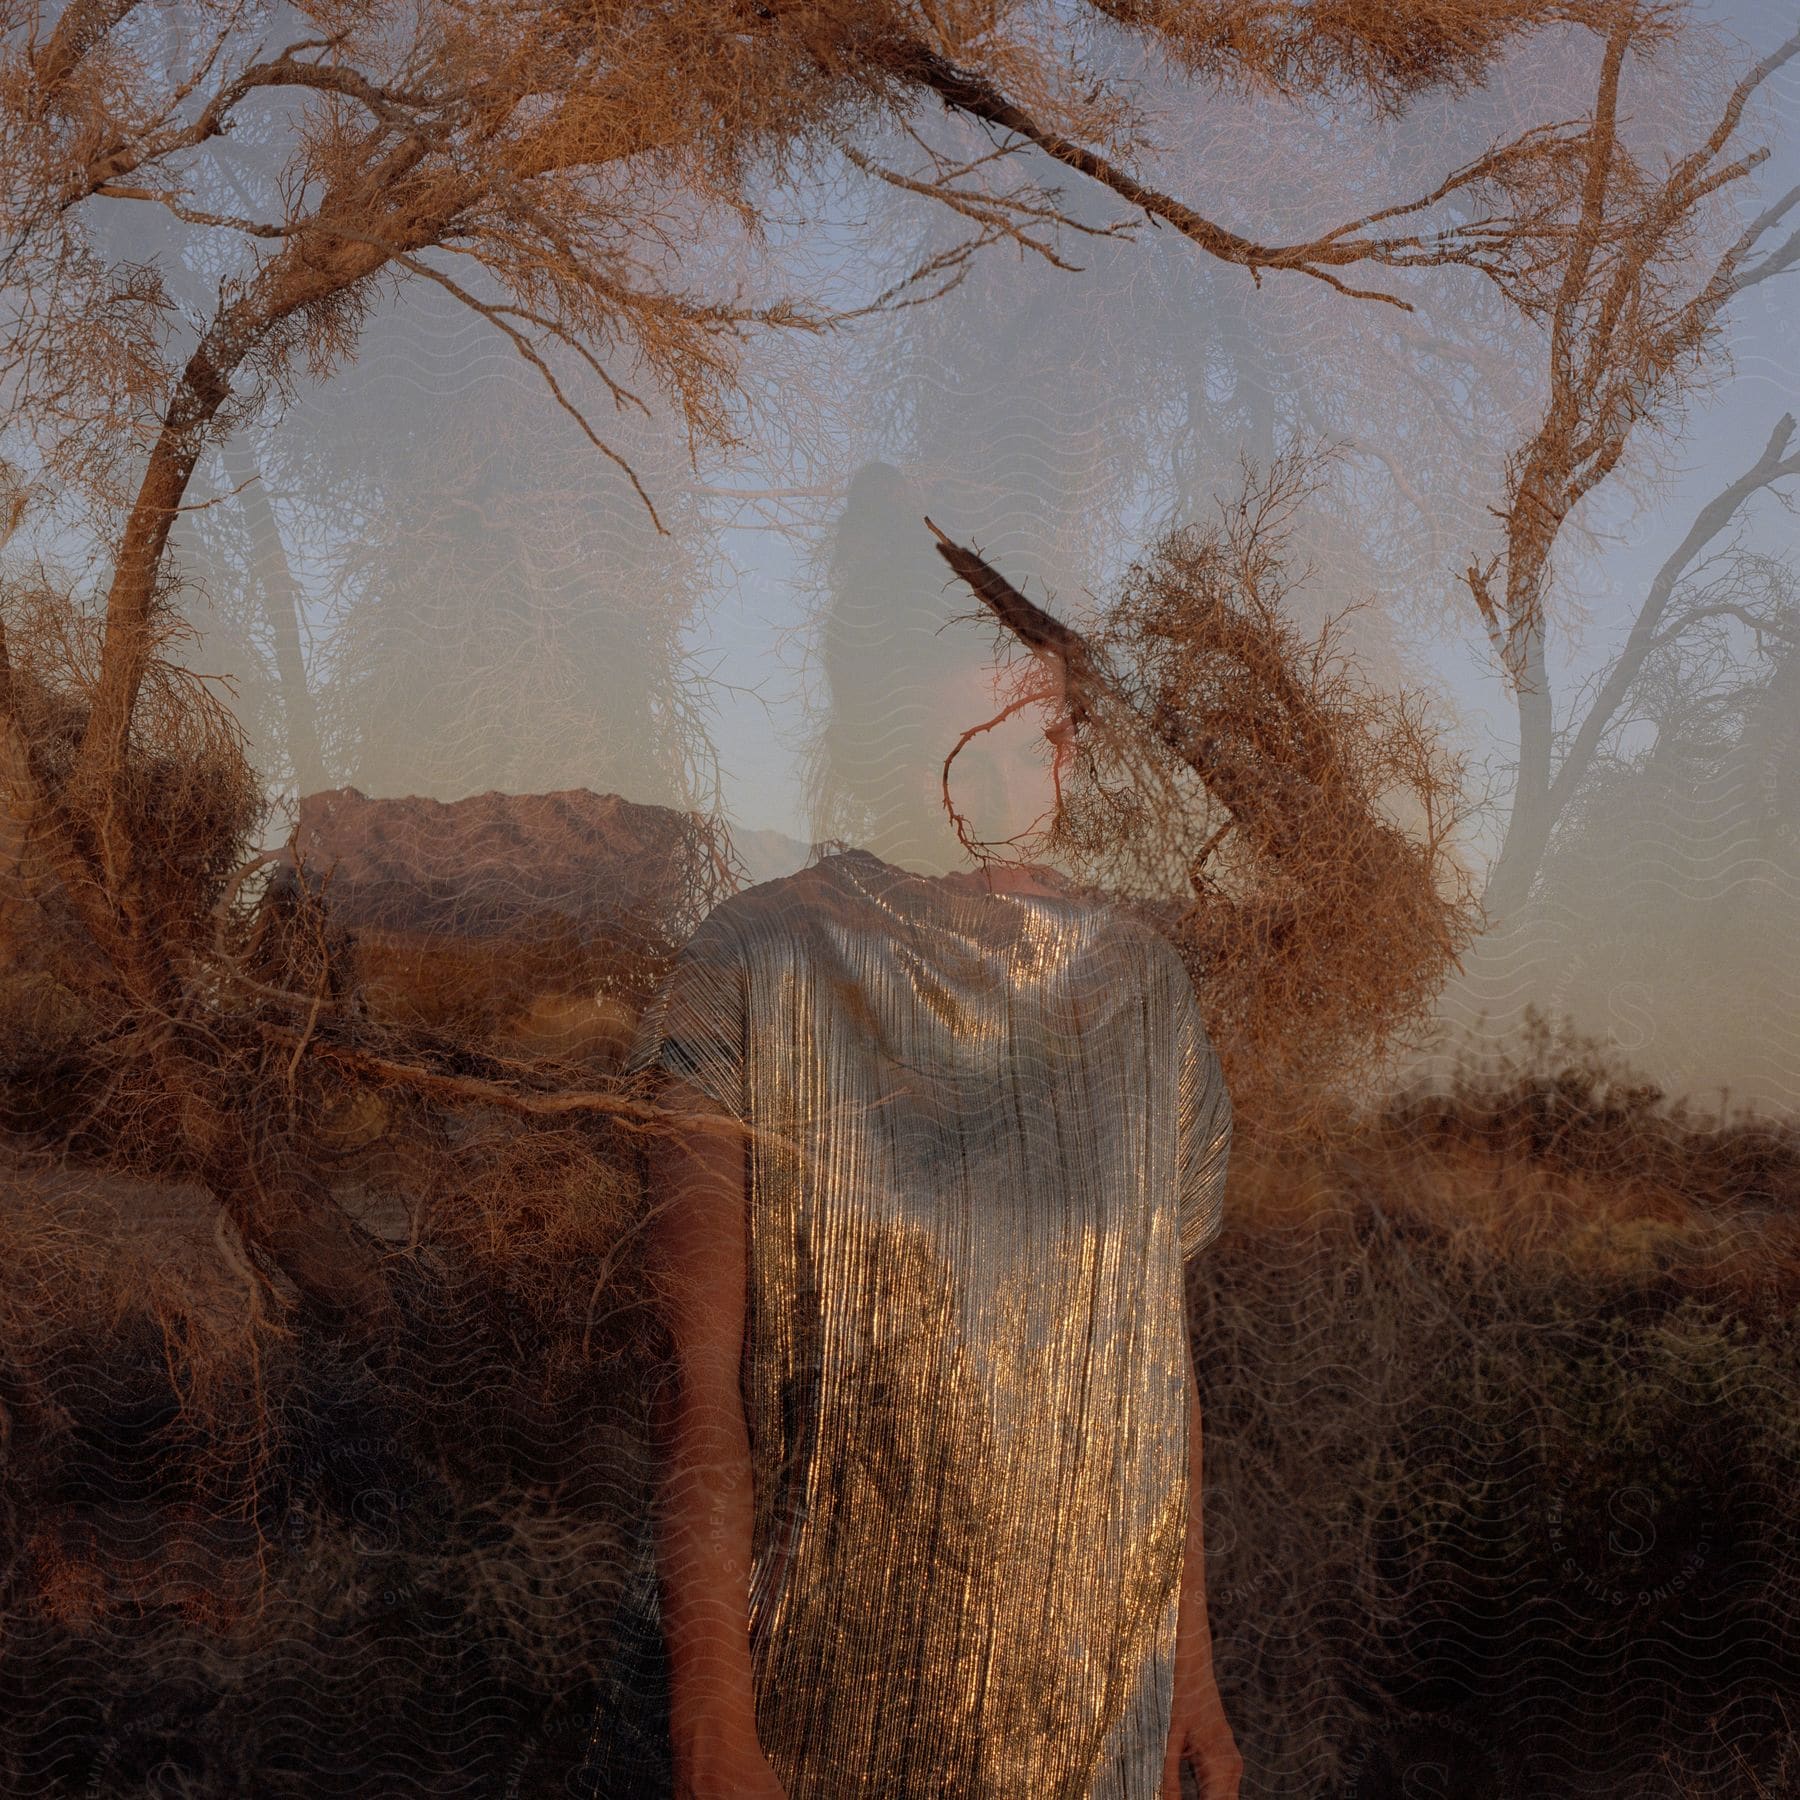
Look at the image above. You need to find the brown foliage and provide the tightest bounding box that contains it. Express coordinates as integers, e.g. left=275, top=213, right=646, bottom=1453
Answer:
left=1468, top=7, right=1800, bottom=680
left=0, top=0, right=1693, bottom=1330
left=0, top=570, right=266, bottom=1147
left=0, top=560, right=737, bottom=1340
left=2, top=1017, right=1797, bottom=1791
left=1092, top=0, right=1627, bottom=110
left=931, top=444, right=1486, bottom=1139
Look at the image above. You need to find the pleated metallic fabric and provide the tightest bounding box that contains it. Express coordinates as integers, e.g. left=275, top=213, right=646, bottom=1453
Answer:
left=591, top=847, right=1231, bottom=1798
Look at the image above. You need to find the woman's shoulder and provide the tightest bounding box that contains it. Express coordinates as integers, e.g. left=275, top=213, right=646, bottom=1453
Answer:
left=686, top=855, right=859, bottom=943
left=1072, top=907, right=1201, bottom=1001
left=694, top=853, right=1187, bottom=973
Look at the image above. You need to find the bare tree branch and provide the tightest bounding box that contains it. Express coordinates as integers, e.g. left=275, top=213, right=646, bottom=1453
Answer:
left=889, top=33, right=1586, bottom=310
left=1545, top=413, right=1800, bottom=820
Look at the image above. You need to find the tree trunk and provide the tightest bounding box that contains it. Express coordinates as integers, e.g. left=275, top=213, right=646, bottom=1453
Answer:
left=1480, top=614, right=1555, bottom=923
left=111, top=883, right=398, bottom=1342
left=1480, top=417, right=1800, bottom=925
left=55, top=300, right=400, bottom=1337
left=221, top=433, right=330, bottom=800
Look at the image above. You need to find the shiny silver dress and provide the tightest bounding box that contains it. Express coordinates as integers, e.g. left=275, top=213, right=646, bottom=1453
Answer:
left=589, top=847, right=1231, bottom=1799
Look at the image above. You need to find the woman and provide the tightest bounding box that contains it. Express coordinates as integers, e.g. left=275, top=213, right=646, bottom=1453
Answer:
left=590, top=463, right=1239, bottom=1799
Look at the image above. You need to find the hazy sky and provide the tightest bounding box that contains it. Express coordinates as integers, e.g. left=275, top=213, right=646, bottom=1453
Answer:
left=693, top=0, right=1798, bottom=854
left=122, top=0, right=1794, bottom=1108
left=168, top=0, right=1794, bottom=875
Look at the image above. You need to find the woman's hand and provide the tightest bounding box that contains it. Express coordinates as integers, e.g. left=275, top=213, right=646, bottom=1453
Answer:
left=675, top=1732, right=788, bottom=1799
left=1166, top=1333, right=1240, bottom=1798
left=1161, top=1696, right=1244, bottom=1800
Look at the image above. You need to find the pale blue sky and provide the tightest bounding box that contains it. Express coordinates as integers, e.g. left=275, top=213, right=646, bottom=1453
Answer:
left=679, top=0, right=1799, bottom=870
left=98, top=0, right=1791, bottom=898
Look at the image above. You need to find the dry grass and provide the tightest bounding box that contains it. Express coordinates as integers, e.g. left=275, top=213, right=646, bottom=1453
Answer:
left=1, top=998, right=1795, bottom=1797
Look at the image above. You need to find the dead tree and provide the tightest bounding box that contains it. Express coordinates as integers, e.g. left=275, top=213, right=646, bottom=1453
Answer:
left=0, top=0, right=1653, bottom=1331
left=1466, top=7, right=1800, bottom=919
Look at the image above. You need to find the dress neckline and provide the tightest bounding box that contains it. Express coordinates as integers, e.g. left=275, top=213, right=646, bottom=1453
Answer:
left=818, top=847, right=1073, bottom=917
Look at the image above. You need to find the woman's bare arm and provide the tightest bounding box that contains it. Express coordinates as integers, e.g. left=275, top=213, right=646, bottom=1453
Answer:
left=1165, top=1318, right=1243, bottom=1799
left=647, top=1077, right=784, bottom=1793
left=1172, top=1362, right=1218, bottom=1704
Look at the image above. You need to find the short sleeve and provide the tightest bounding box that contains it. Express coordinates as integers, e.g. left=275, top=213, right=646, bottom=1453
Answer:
left=623, top=900, right=748, bottom=1119
left=1172, top=969, right=1232, bottom=1264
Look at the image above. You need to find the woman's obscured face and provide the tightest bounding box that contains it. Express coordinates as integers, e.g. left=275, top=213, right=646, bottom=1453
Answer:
left=918, top=652, right=1075, bottom=862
